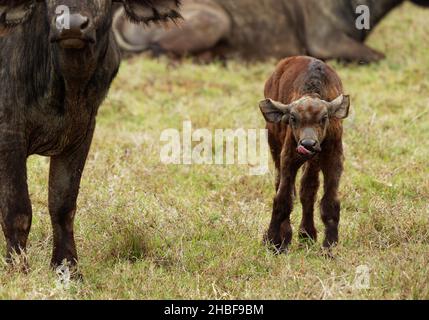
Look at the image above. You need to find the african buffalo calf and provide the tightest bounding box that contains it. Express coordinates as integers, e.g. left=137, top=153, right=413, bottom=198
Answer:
left=0, top=0, right=181, bottom=269
left=259, top=56, right=350, bottom=252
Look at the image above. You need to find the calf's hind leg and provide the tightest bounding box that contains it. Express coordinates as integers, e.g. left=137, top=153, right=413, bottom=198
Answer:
left=320, top=155, right=343, bottom=248
left=299, top=162, right=320, bottom=242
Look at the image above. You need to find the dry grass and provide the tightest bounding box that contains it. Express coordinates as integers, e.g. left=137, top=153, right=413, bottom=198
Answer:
left=1, top=3, right=429, bottom=299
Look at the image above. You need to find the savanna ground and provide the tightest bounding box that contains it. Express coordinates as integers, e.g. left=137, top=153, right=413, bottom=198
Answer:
left=1, top=3, right=429, bottom=299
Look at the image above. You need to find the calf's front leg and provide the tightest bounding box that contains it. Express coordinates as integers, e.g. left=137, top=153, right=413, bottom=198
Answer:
left=265, top=153, right=301, bottom=253
left=299, top=161, right=320, bottom=242
left=48, top=129, right=94, bottom=268
left=0, top=146, right=32, bottom=267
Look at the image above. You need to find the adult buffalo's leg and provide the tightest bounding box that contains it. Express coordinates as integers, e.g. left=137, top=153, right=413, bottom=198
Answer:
left=309, top=33, right=385, bottom=63
left=48, top=128, right=94, bottom=268
left=320, top=153, right=343, bottom=249
left=265, top=154, right=301, bottom=253
left=299, top=161, right=320, bottom=242
left=0, top=144, right=32, bottom=267
left=113, top=1, right=231, bottom=55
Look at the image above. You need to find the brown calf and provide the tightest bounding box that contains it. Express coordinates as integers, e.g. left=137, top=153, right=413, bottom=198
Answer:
left=259, top=56, right=350, bottom=253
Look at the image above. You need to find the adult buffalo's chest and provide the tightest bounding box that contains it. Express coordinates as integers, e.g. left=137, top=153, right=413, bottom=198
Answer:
left=26, top=89, right=103, bottom=157
left=0, top=20, right=121, bottom=157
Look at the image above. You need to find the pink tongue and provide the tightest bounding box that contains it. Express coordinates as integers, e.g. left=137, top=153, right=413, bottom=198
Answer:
left=297, top=146, right=311, bottom=155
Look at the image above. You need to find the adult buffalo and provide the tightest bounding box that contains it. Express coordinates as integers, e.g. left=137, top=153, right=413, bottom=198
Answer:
left=0, top=0, right=180, bottom=270
left=113, top=0, right=429, bottom=62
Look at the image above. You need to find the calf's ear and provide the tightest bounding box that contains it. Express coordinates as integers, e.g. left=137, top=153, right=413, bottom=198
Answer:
left=259, top=99, right=292, bottom=124
left=114, top=0, right=182, bottom=24
left=328, top=94, right=350, bottom=119
left=0, top=0, right=36, bottom=36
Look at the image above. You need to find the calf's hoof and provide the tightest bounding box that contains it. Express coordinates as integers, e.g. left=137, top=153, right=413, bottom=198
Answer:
left=321, top=235, right=338, bottom=259
left=321, top=247, right=336, bottom=260
left=263, top=231, right=292, bottom=254
left=322, top=230, right=338, bottom=249
left=298, top=226, right=317, bottom=244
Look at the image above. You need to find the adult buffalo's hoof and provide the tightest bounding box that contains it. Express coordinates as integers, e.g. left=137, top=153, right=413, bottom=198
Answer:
left=53, top=260, right=83, bottom=282
left=5, top=253, right=30, bottom=274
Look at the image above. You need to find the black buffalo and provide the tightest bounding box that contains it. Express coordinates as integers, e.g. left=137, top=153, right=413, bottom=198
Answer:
left=0, top=0, right=180, bottom=270
left=113, top=0, right=429, bottom=62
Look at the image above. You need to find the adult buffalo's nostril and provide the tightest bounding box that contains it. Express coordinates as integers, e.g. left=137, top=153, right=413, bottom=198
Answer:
left=300, top=139, right=317, bottom=150
left=80, top=16, right=90, bottom=31
left=69, top=14, right=90, bottom=34
left=55, top=13, right=92, bottom=49
left=57, top=13, right=91, bottom=36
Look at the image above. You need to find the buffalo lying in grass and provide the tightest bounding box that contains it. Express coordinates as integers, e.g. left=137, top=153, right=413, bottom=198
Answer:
left=113, top=0, right=429, bottom=63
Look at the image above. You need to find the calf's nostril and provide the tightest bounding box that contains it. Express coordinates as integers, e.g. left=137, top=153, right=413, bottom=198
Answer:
left=300, top=139, right=317, bottom=150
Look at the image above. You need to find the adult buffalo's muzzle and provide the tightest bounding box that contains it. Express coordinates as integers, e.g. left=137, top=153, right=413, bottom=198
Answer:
left=297, top=139, right=321, bottom=157
left=51, top=13, right=95, bottom=49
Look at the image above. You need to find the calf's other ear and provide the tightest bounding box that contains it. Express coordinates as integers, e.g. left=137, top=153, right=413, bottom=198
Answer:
left=0, top=0, right=35, bottom=36
left=259, top=99, right=292, bottom=124
left=115, top=0, right=182, bottom=24
left=328, top=94, right=350, bottom=119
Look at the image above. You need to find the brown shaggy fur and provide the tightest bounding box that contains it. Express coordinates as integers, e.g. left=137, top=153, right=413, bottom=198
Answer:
left=260, top=56, right=350, bottom=252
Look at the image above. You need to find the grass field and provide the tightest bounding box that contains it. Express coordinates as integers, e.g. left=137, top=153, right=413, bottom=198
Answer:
left=1, top=3, right=429, bottom=299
